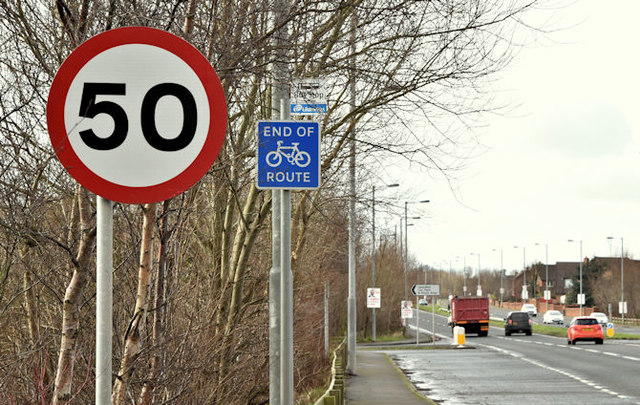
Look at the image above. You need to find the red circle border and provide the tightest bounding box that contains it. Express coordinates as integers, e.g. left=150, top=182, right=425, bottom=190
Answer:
left=47, top=27, right=227, bottom=204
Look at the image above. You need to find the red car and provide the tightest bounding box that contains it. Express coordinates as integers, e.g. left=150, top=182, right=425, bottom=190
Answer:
left=567, top=316, right=604, bottom=345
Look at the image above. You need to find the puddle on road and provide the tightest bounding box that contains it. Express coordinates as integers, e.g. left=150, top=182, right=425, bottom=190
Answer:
left=389, top=349, right=631, bottom=405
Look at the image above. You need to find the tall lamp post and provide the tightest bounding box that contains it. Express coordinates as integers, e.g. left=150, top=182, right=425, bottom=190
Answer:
left=470, top=253, right=481, bottom=296
left=568, top=239, right=583, bottom=316
left=513, top=246, right=527, bottom=301
left=536, top=243, right=549, bottom=312
left=493, top=249, right=503, bottom=306
left=403, top=200, right=429, bottom=300
left=371, top=183, right=399, bottom=341
left=607, top=236, right=625, bottom=325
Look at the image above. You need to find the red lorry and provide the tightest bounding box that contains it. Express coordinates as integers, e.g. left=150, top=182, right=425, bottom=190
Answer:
left=448, top=296, right=490, bottom=337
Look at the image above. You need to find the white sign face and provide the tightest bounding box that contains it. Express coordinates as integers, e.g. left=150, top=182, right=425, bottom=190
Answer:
left=290, top=78, right=327, bottom=114
left=412, top=284, right=440, bottom=296
left=367, top=288, right=381, bottom=308
left=47, top=27, right=227, bottom=204
left=619, top=301, right=628, bottom=314
left=401, top=300, right=413, bottom=319
left=577, top=294, right=586, bottom=305
left=544, top=290, right=551, bottom=300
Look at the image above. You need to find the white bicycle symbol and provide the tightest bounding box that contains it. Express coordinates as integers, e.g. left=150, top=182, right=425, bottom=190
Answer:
left=265, top=141, right=311, bottom=168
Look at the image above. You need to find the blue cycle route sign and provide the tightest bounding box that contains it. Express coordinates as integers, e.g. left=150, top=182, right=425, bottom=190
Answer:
left=257, top=121, right=320, bottom=189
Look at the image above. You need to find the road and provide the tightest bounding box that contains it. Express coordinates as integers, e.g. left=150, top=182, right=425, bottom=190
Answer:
left=399, top=308, right=640, bottom=404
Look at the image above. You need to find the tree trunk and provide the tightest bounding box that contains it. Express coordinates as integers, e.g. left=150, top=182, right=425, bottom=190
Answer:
left=112, top=203, right=156, bottom=405
left=138, top=200, right=171, bottom=405
left=53, top=186, right=96, bottom=404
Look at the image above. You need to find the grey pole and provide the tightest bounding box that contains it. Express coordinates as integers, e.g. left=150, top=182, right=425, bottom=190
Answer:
left=415, top=291, right=419, bottom=345
left=280, top=189, right=293, bottom=404
left=545, top=244, right=549, bottom=313
left=523, top=247, right=527, bottom=301
left=475, top=253, right=481, bottom=296
left=346, top=7, right=357, bottom=375
left=568, top=239, right=583, bottom=315
left=96, top=197, right=112, bottom=405
left=462, top=256, right=467, bottom=296
left=514, top=246, right=526, bottom=301
left=371, top=186, right=376, bottom=342
left=269, top=188, right=281, bottom=405
left=404, top=202, right=408, bottom=300
left=324, top=281, right=329, bottom=356
left=579, top=240, right=583, bottom=316
left=270, top=0, right=289, bottom=396
left=607, top=236, right=625, bottom=325
left=621, top=237, right=625, bottom=325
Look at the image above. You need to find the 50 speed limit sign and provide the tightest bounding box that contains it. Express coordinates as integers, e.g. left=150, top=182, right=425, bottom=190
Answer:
left=47, top=27, right=227, bottom=204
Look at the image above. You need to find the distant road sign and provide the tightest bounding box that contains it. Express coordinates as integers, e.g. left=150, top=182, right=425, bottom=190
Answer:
left=290, top=78, right=327, bottom=114
left=47, top=27, right=227, bottom=203
left=256, top=121, right=320, bottom=189
left=412, top=284, right=440, bottom=296
left=367, top=288, right=381, bottom=308
left=401, top=301, right=413, bottom=319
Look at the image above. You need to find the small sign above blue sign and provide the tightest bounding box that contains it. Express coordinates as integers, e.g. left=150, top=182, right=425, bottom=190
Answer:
left=290, top=79, right=327, bottom=115
left=257, top=121, right=320, bottom=189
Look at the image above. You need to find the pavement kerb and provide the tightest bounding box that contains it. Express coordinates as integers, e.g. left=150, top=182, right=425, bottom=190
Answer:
left=381, top=352, right=438, bottom=405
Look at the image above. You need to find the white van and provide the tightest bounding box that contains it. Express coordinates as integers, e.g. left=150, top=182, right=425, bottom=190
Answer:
left=521, top=303, right=537, bottom=317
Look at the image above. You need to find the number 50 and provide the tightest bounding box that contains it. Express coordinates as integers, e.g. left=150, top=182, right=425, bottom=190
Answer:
left=79, top=82, right=197, bottom=152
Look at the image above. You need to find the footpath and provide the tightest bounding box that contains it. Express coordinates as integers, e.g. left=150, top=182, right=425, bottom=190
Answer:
left=345, top=344, right=434, bottom=405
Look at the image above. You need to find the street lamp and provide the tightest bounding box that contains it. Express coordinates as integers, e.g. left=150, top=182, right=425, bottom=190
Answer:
left=462, top=255, right=468, bottom=296
left=371, top=183, right=399, bottom=341
left=470, top=252, right=481, bottom=296
left=607, top=236, right=625, bottom=325
left=492, top=248, right=503, bottom=306
left=513, top=246, right=527, bottom=301
left=568, top=239, right=583, bottom=316
left=403, top=200, right=429, bottom=300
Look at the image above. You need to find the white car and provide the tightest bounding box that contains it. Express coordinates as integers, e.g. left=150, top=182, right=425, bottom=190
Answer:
left=521, top=303, right=537, bottom=317
left=543, top=310, right=564, bottom=325
left=590, top=312, right=609, bottom=328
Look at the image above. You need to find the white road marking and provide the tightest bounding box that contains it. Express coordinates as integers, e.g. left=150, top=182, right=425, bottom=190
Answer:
left=477, top=341, right=639, bottom=403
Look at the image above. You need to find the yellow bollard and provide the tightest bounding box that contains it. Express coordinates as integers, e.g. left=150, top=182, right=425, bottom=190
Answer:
left=453, top=326, right=465, bottom=346
left=606, top=323, right=614, bottom=338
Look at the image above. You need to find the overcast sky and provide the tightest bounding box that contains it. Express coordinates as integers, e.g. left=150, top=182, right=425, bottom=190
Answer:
left=390, top=0, right=640, bottom=275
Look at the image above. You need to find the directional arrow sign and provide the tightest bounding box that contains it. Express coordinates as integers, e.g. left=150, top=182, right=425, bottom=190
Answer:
left=411, top=284, right=440, bottom=296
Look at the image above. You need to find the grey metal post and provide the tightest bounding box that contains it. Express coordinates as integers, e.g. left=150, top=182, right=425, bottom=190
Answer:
left=523, top=247, right=526, bottom=300
left=269, top=188, right=281, bottom=405
left=371, top=186, right=376, bottom=342
left=579, top=240, right=583, bottom=316
left=324, top=281, right=329, bottom=356
left=280, top=189, right=293, bottom=404
left=415, top=293, right=419, bottom=345
left=270, top=0, right=289, bottom=395
left=500, top=250, right=504, bottom=306
left=545, top=244, right=549, bottom=313
left=432, top=296, right=436, bottom=345
left=621, top=237, right=625, bottom=325
left=404, top=202, right=408, bottom=300
left=346, top=7, right=357, bottom=375
left=608, top=236, right=625, bottom=325
left=96, top=197, right=112, bottom=405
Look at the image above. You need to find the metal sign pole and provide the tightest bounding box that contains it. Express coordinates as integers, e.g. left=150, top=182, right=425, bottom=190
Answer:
left=96, top=196, right=113, bottom=405
left=281, top=189, right=293, bottom=405
left=269, top=188, right=281, bottom=405
left=280, top=99, right=293, bottom=405
left=432, top=299, right=436, bottom=345
left=416, top=294, right=419, bottom=345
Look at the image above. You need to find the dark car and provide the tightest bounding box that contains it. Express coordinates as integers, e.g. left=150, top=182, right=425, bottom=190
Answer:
left=505, top=311, right=532, bottom=336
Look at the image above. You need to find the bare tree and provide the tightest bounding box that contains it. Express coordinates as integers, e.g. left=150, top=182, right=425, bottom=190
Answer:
left=0, top=0, right=557, bottom=402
